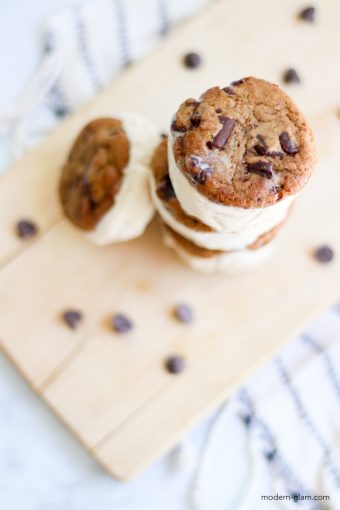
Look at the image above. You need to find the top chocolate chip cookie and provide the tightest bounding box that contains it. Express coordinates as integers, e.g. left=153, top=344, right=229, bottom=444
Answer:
left=60, top=118, right=129, bottom=230
left=170, top=77, right=316, bottom=208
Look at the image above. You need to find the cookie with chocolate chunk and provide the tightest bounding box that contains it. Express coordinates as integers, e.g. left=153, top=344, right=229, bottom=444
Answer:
left=60, top=118, right=129, bottom=230
left=150, top=137, right=212, bottom=233
left=170, top=77, right=316, bottom=208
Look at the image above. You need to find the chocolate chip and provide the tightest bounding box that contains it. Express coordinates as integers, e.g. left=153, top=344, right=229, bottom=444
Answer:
left=283, top=68, right=301, bottom=84
left=247, top=161, right=273, bottom=179
left=161, top=133, right=167, bottom=139
left=112, top=313, right=133, bottom=333
left=314, top=245, right=334, bottom=263
left=222, top=87, right=234, bottom=95
left=299, top=6, right=315, bottom=22
left=157, top=174, right=176, bottom=200
left=190, top=115, right=201, bottom=128
left=215, top=107, right=222, bottom=114
left=174, top=304, right=193, bottom=323
left=197, top=170, right=210, bottom=184
left=164, top=355, right=186, bottom=374
left=254, top=144, right=267, bottom=156
left=171, top=120, right=186, bottom=133
left=254, top=136, right=284, bottom=157
left=16, top=219, right=38, bottom=240
left=209, top=116, right=235, bottom=149
left=279, top=132, right=299, bottom=154
left=191, top=156, right=212, bottom=183
left=183, top=52, right=202, bottom=69
left=254, top=134, right=269, bottom=155
left=62, top=310, right=83, bottom=330
left=231, top=79, right=245, bottom=86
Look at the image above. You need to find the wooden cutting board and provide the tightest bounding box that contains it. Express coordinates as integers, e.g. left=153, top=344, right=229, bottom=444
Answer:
left=1, top=0, right=340, bottom=480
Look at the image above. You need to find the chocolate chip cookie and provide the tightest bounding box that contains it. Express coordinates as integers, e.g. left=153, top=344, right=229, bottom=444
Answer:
left=60, top=118, right=129, bottom=230
left=170, top=77, right=316, bottom=208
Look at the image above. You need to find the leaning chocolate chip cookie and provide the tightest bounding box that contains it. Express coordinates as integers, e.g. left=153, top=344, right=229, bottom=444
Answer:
left=60, top=114, right=159, bottom=245
left=169, top=77, right=316, bottom=231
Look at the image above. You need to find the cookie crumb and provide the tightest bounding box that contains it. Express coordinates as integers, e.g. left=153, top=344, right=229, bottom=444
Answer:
left=62, top=310, right=83, bottom=330
left=112, top=313, right=133, bottom=333
left=314, top=245, right=334, bottom=263
left=165, top=355, right=186, bottom=374
left=16, top=219, right=38, bottom=240
left=174, top=304, right=193, bottom=323
left=283, top=68, right=301, bottom=84
left=183, top=52, right=202, bottom=69
left=299, top=6, right=316, bottom=22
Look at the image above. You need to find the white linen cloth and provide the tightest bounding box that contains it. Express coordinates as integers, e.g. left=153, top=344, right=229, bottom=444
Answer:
left=0, top=1, right=339, bottom=508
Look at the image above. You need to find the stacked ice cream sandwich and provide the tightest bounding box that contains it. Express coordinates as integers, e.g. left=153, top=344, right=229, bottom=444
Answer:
left=60, top=113, right=159, bottom=245
left=59, top=77, right=316, bottom=274
left=150, top=77, right=316, bottom=273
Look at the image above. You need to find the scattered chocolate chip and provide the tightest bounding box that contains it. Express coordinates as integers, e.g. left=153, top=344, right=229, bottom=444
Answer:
left=209, top=116, right=235, bottom=149
left=222, top=86, right=234, bottom=95
left=279, top=131, right=299, bottom=155
left=190, top=115, right=201, bottom=128
left=161, top=133, right=167, bottom=139
left=314, top=245, right=334, bottom=263
left=231, top=78, right=245, bottom=86
left=62, top=310, right=83, bottom=330
left=283, top=68, right=301, bottom=84
left=174, top=304, right=193, bottom=323
left=16, top=219, right=38, bottom=240
left=299, top=6, right=316, bottom=22
left=183, top=52, right=202, bottom=69
left=215, top=107, right=222, bottom=114
left=171, top=119, right=186, bottom=133
left=112, top=313, right=133, bottom=333
left=165, top=355, right=186, bottom=374
left=157, top=174, right=176, bottom=200
left=247, top=161, right=273, bottom=179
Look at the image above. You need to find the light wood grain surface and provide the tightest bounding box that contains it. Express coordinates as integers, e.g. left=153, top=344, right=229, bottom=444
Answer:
left=1, top=0, right=340, bottom=479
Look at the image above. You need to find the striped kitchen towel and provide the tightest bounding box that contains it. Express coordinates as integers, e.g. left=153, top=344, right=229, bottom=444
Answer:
left=3, top=0, right=210, bottom=161
left=190, top=305, right=340, bottom=510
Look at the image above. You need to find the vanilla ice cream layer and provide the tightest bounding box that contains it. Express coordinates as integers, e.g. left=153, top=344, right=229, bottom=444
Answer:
left=162, top=228, right=276, bottom=275
left=151, top=172, right=282, bottom=250
left=168, top=132, right=295, bottom=237
left=87, top=113, right=159, bottom=245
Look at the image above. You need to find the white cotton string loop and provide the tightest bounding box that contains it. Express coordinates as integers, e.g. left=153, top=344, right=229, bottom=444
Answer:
left=0, top=51, right=62, bottom=161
